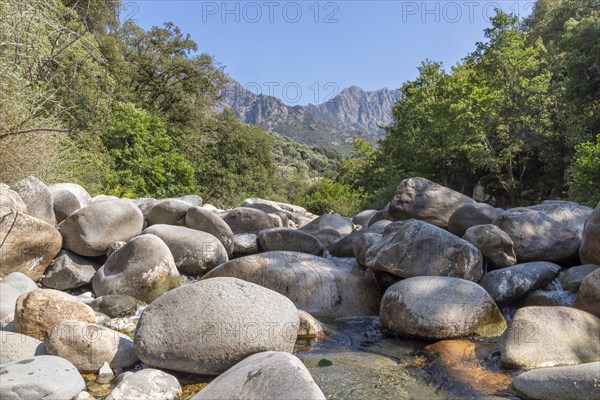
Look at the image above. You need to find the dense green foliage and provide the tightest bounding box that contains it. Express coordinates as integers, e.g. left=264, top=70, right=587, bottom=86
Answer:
left=101, top=102, right=196, bottom=198
left=334, top=2, right=600, bottom=209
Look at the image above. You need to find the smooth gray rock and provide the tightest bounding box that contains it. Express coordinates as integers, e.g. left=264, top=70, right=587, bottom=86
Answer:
left=232, top=233, right=258, bottom=256
left=353, top=232, right=382, bottom=267
left=365, top=220, right=483, bottom=281
left=50, top=189, right=87, bottom=223
left=60, top=199, right=143, bottom=257
left=580, top=204, right=600, bottom=264
left=479, top=262, right=561, bottom=303
left=380, top=276, right=506, bottom=340
left=493, top=201, right=593, bottom=263
left=0, top=355, right=85, bottom=400
left=353, top=210, right=377, bottom=226
left=11, top=176, right=55, bottom=224
left=106, top=369, right=181, bottom=400
left=561, top=264, right=600, bottom=292
left=143, top=224, right=228, bottom=275
left=387, top=177, right=476, bottom=229
left=221, top=207, right=275, bottom=234
left=92, top=234, right=181, bottom=303
left=203, top=252, right=381, bottom=318
left=242, top=198, right=306, bottom=218
left=512, top=362, right=600, bottom=400
left=327, top=229, right=361, bottom=258
left=92, top=194, right=119, bottom=203
left=134, top=277, right=299, bottom=375
left=0, top=184, right=26, bottom=212
left=257, top=228, right=324, bottom=256
left=0, top=207, right=62, bottom=280
left=0, top=273, right=38, bottom=328
left=48, top=183, right=91, bottom=209
left=1, top=272, right=38, bottom=294
left=42, top=250, right=99, bottom=290
left=191, top=352, right=325, bottom=400
left=146, top=199, right=193, bottom=226
left=500, top=306, right=600, bottom=368
left=0, top=331, right=46, bottom=364
left=573, top=268, right=600, bottom=318
left=448, top=203, right=503, bottom=237
left=299, top=213, right=354, bottom=247
left=462, top=224, right=517, bottom=269
left=89, top=295, right=142, bottom=318
left=185, top=206, right=234, bottom=254
left=176, top=194, right=203, bottom=206
left=47, top=320, right=138, bottom=371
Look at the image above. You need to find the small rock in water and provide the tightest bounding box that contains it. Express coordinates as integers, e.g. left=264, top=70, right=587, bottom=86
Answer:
left=106, top=369, right=181, bottom=400
left=97, top=362, right=115, bottom=384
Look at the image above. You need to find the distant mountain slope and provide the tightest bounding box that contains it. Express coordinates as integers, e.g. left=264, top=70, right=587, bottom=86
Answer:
left=218, top=80, right=400, bottom=150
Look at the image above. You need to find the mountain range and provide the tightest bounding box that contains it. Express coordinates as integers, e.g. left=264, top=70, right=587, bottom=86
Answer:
left=218, top=80, right=401, bottom=150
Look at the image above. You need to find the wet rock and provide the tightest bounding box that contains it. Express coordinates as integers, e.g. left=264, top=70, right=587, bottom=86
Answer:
left=143, top=224, right=228, bottom=275
left=14, top=289, right=96, bottom=341
left=297, top=310, right=326, bottom=339
left=0, top=355, right=85, bottom=400
left=478, top=262, right=561, bottom=303
left=365, top=220, right=483, bottom=281
left=96, top=362, right=115, bottom=384
left=380, top=276, right=506, bottom=339
left=191, top=352, right=325, bottom=400
left=500, top=306, right=600, bottom=368
left=60, top=199, right=143, bottom=257
left=92, top=234, right=181, bottom=303
left=0, top=207, right=62, bottom=280
left=203, top=252, right=381, bottom=318
left=134, top=277, right=299, bottom=375
left=387, top=177, right=476, bottom=229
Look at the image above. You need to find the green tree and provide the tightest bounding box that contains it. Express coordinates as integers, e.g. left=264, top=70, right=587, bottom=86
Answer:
left=299, top=178, right=364, bottom=217
left=568, top=133, right=600, bottom=205
left=101, top=102, right=196, bottom=198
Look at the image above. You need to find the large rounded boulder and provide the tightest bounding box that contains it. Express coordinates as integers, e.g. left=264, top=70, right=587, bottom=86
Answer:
left=462, top=224, right=517, bottom=269
left=60, top=199, right=144, bottom=257
left=500, top=306, right=600, bottom=368
left=387, top=177, right=476, bottom=229
left=573, top=268, right=600, bottom=318
left=580, top=203, right=600, bottom=264
left=185, top=206, right=235, bottom=254
left=380, top=276, right=506, bottom=339
left=0, top=207, right=62, bottom=280
left=191, top=351, right=325, bottom=400
left=365, top=220, right=483, bottom=281
left=146, top=198, right=193, bottom=226
left=14, top=289, right=96, bottom=341
left=142, top=224, right=228, bottom=275
left=257, top=228, right=324, bottom=255
left=134, top=277, right=299, bottom=375
left=478, top=262, right=561, bottom=304
left=0, top=184, right=26, bottom=212
left=92, top=234, right=181, bottom=303
left=493, top=201, right=592, bottom=263
left=11, top=176, right=55, bottom=224
left=221, top=207, right=275, bottom=234
left=448, top=203, right=503, bottom=237
left=298, top=213, right=354, bottom=247
left=203, top=252, right=381, bottom=318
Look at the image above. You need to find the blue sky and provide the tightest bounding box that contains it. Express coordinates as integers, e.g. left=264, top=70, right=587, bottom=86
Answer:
left=127, top=1, right=535, bottom=105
